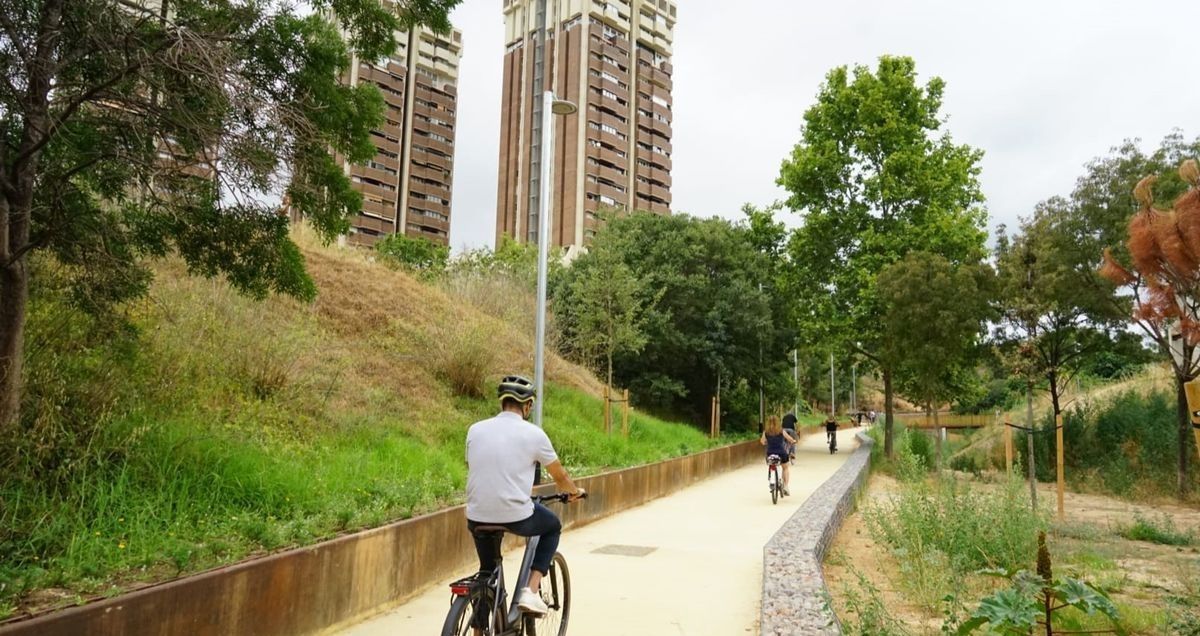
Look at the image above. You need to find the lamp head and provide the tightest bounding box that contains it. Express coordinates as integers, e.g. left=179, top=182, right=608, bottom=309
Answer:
left=551, top=100, right=578, bottom=116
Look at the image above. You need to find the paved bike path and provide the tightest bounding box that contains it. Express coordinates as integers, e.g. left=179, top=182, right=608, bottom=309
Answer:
left=340, top=428, right=860, bottom=636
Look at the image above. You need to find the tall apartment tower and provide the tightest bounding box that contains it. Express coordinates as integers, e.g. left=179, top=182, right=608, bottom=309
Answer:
left=495, top=0, right=675, bottom=249
left=341, top=24, right=463, bottom=247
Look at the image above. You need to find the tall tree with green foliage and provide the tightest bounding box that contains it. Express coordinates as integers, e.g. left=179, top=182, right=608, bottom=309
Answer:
left=995, top=198, right=1124, bottom=424
left=554, top=213, right=788, bottom=428
left=0, top=0, right=460, bottom=431
left=879, top=251, right=993, bottom=466
left=562, top=243, right=651, bottom=408
left=777, top=55, right=988, bottom=457
left=1043, top=131, right=1200, bottom=495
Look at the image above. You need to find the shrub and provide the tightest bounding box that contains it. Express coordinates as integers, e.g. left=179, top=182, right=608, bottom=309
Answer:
left=375, top=233, right=449, bottom=275
left=1120, top=514, right=1194, bottom=546
left=1021, top=390, right=1196, bottom=497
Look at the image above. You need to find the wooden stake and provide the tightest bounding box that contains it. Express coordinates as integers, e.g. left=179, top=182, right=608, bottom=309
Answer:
left=1186, top=379, right=1200, bottom=460
left=622, top=389, right=630, bottom=437
left=603, top=385, right=611, bottom=435
left=1004, top=422, right=1013, bottom=476
left=1056, top=412, right=1065, bottom=521
left=710, top=397, right=716, bottom=438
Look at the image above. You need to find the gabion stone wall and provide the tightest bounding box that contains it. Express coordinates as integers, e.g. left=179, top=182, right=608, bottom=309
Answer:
left=760, top=432, right=874, bottom=635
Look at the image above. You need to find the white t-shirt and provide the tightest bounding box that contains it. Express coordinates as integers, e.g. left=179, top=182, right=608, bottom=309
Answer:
left=466, top=411, right=559, bottom=523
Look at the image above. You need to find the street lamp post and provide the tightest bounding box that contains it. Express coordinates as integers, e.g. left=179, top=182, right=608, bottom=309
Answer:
left=533, top=91, right=577, bottom=430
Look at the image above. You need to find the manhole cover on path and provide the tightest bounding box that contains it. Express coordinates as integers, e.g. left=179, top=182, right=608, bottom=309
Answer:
left=591, top=544, right=657, bottom=557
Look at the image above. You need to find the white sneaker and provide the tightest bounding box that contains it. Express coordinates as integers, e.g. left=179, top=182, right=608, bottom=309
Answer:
left=516, top=587, right=548, bottom=616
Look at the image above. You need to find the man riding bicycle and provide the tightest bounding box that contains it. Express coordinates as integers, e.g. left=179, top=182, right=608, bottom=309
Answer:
left=824, top=414, right=838, bottom=450
left=782, top=411, right=798, bottom=460
left=465, top=375, right=585, bottom=616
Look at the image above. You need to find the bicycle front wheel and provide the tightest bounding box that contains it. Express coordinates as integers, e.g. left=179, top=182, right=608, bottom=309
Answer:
left=526, top=552, right=570, bottom=636
left=442, top=586, right=496, bottom=636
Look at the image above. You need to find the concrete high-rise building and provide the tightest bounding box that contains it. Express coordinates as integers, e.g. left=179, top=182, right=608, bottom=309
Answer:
left=341, top=23, right=463, bottom=247
left=495, top=0, right=675, bottom=249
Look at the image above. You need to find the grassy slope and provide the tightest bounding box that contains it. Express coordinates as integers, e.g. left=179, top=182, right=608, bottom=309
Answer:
left=0, top=234, right=727, bottom=618
left=949, top=364, right=1174, bottom=466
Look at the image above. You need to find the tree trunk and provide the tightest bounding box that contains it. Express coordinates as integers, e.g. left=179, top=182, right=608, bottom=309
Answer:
left=883, top=367, right=895, bottom=459
left=1026, top=383, right=1037, bottom=510
left=0, top=258, right=29, bottom=432
left=1048, top=370, right=1061, bottom=419
left=1178, top=376, right=1191, bottom=497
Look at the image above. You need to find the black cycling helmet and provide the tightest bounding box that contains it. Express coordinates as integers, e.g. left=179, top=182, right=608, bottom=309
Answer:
left=498, top=375, right=537, bottom=404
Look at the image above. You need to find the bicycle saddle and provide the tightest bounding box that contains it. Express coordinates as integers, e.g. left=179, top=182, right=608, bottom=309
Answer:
left=471, top=525, right=509, bottom=535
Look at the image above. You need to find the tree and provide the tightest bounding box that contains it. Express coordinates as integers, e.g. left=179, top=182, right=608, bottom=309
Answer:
left=0, top=0, right=460, bottom=431
left=878, top=251, right=993, bottom=466
left=1046, top=130, right=1200, bottom=496
left=563, top=243, right=651, bottom=415
left=1100, top=160, right=1200, bottom=496
left=554, top=213, right=787, bottom=428
left=778, top=56, right=988, bottom=457
left=995, top=198, right=1124, bottom=424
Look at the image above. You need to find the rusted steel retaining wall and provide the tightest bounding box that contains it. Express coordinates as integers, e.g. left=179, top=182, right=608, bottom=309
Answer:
left=0, top=440, right=759, bottom=636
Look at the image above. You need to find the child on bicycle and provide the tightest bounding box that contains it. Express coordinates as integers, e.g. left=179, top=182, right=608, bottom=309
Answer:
left=760, top=415, right=797, bottom=496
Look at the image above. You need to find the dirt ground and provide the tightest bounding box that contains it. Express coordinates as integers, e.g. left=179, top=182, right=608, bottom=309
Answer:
left=824, top=472, right=1200, bottom=635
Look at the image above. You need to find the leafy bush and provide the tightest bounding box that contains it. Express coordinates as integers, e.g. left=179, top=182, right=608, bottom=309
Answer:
left=375, top=233, right=449, bottom=274
left=1022, top=390, right=1197, bottom=497
left=1120, top=514, right=1194, bottom=546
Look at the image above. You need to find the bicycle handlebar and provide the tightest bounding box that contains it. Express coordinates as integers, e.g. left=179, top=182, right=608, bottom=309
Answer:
left=534, top=492, right=588, bottom=503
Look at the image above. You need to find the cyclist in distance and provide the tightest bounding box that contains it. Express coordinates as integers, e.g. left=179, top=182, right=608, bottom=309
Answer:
left=760, top=415, right=797, bottom=495
left=465, top=375, right=586, bottom=616
left=824, top=414, right=839, bottom=451
left=781, top=410, right=799, bottom=461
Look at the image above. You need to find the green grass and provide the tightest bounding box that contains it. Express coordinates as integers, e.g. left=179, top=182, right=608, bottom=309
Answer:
left=1120, top=514, right=1196, bottom=546
left=0, top=250, right=729, bottom=618
left=0, top=382, right=721, bottom=618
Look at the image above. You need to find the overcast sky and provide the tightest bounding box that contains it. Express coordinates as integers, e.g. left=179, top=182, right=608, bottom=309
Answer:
left=445, top=0, right=1200, bottom=253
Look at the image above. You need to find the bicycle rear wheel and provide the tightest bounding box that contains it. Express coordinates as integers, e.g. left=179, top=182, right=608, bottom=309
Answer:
left=442, top=586, right=496, bottom=636
left=770, top=468, right=778, bottom=504
left=525, top=552, right=570, bottom=636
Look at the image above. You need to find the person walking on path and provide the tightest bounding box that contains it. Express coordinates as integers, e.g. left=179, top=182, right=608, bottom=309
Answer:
left=760, top=415, right=797, bottom=495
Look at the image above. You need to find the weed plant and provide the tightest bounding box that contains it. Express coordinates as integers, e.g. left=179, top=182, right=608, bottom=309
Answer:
left=1120, top=513, right=1195, bottom=546
left=864, top=475, right=1049, bottom=611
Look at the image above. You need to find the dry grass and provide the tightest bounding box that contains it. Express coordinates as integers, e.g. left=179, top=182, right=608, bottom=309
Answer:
left=287, top=226, right=603, bottom=401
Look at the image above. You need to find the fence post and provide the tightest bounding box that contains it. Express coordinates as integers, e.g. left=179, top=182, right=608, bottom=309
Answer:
left=710, top=393, right=720, bottom=439
left=1056, top=412, right=1065, bottom=521
left=622, top=389, right=630, bottom=437
left=603, top=385, right=611, bottom=435
left=710, top=397, right=716, bottom=439
left=1004, top=422, right=1013, bottom=476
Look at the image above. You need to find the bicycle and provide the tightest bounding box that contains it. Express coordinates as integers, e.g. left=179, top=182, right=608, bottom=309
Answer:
left=441, top=493, right=584, bottom=636
left=828, top=430, right=838, bottom=454
left=766, top=454, right=783, bottom=504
